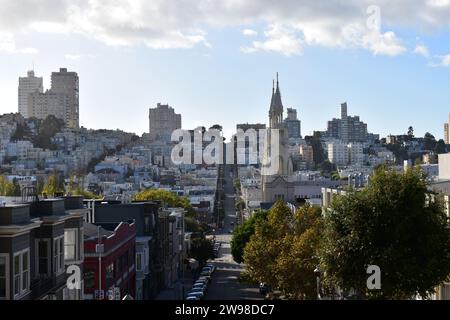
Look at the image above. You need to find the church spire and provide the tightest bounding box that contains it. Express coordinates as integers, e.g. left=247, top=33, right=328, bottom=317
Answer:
left=269, top=72, right=284, bottom=127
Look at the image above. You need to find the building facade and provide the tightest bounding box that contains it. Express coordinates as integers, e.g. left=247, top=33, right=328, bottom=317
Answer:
left=285, top=108, right=301, bottom=139
left=149, top=103, right=182, bottom=142
left=83, top=221, right=136, bottom=300
left=327, top=103, right=368, bottom=143
left=51, top=68, right=79, bottom=129
left=18, top=70, right=43, bottom=119
left=0, top=196, right=86, bottom=300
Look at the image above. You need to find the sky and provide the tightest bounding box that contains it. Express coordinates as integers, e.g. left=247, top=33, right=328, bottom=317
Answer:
left=1, top=0, right=450, bottom=141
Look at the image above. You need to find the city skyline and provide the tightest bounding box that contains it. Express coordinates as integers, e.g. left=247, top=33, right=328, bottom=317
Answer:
left=1, top=1, right=450, bottom=140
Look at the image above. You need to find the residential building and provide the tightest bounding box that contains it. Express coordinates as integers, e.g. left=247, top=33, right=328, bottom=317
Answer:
left=18, top=70, right=43, bottom=118
left=0, top=196, right=86, bottom=300
left=51, top=68, right=79, bottom=129
left=84, top=200, right=162, bottom=299
left=28, top=90, right=69, bottom=122
left=299, top=145, right=314, bottom=168
left=149, top=103, right=182, bottom=142
left=328, top=142, right=349, bottom=166
left=285, top=108, right=301, bottom=139
left=83, top=221, right=136, bottom=300
left=326, top=103, right=369, bottom=142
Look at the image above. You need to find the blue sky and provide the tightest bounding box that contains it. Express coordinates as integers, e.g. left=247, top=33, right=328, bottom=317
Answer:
left=1, top=1, right=450, bottom=141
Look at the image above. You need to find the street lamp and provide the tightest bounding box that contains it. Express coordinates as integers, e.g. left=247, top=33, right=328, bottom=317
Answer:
left=314, top=266, right=321, bottom=300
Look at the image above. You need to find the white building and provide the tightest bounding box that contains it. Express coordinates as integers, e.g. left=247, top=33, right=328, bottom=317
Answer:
left=328, top=142, right=349, bottom=166
left=18, top=70, right=43, bottom=118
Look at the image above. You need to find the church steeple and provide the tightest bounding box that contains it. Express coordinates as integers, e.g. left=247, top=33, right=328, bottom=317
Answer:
left=269, top=73, right=284, bottom=127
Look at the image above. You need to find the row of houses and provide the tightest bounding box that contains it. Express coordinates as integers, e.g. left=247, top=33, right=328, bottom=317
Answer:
left=0, top=196, right=186, bottom=300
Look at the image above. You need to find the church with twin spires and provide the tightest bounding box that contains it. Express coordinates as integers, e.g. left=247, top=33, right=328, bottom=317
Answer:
left=261, top=74, right=296, bottom=203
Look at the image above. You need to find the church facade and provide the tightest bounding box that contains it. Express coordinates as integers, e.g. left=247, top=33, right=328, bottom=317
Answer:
left=261, top=74, right=296, bottom=203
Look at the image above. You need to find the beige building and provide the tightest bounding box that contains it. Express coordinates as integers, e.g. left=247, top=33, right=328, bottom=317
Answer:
left=149, top=103, right=182, bottom=141
left=51, top=68, right=79, bottom=128
left=18, top=70, right=43, bottom=118
left=445, top=116, right=450, bottom=145
left=28, top=90, right=69, bottom=122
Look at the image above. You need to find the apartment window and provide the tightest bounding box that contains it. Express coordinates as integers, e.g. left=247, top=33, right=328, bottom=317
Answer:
left=37, top=239, right=50, bottom=275
left=13, top=249, right=30, bottom=298
left=136, top=254, right=142, bottom=272
left=144, top=216, right=151, bottom=234
left=64, top=229, right=77, bottom=261
left=54, top=237, right=64, bottom=274
left=84, top=269, right=95, bottom=290
left=0, top=254, right=8, bottom=300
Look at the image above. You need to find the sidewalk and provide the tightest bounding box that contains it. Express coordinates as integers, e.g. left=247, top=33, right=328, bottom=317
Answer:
left=155, top=271, right=196, bottom=300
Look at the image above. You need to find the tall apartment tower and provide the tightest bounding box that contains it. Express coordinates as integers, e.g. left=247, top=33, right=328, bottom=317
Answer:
left=51, top=68, right=79, bottom=128
left=18, top=70, right=43, bottom=118
left=149, top=103, right=182, bottom=142
left=445, top=123, right=449, bottom=145
left=285, top=108, right=301, bottom=139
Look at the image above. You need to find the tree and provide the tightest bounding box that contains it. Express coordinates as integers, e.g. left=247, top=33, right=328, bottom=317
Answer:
left=407, top=126, right=414, bottom=138
left=0, top=176, right=15, bottom=196
left=243, top=201, right=324, bottom=299
left=33, top=115, right=65, bottom=150
left=42, top=174, right=63, bottom=196
left=321, top=166, right=450, bottom=299
left=435, top=139, right=447, bottom=154
left=134, top=189, right=195, bottom=217
left=424, top=132, right=437, bottom=151
left=190, top=237, right=214, bottom=265
left=231, top=209, right=267, bottom=263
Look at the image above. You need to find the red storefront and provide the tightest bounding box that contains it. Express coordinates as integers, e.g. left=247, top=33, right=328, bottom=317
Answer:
left=83, top=221, right=137, bottom=300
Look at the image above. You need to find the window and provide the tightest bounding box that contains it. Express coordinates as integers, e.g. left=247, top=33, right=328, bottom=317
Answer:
left=64, top=230, right=77, bottom=261
left=84, top=269, right=95, bottom=290
left=106, top=263, right=114, bottom=287
left=136, top=254, right=142, bottom=271
left=13, top=249, right=30, bottom=298
left=0, top=254, right=8, bottom=300
left=54, top=237, right=64, bottom=274
left=144, top=216, right=151, bottom=234
left=37, top=240, right=50, bottom=275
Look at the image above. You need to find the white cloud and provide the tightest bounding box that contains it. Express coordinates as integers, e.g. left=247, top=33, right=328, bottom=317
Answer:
left=414, top=45, right=430, bottom=57
left=241, top=24, right=302, bottom=56
left=0, top=32, right=37, bottom=54
left=242, top=29, right=258, bottom=37
left=429, top=54, right=450, bottom=67
left=0, top=1, right=449, bottom=56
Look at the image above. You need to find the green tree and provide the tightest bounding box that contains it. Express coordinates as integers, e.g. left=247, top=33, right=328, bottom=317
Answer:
left=435, top=139, right=447, bottom=154
left=190, top=237, right=214, bottom=265
left=33, top=115, right=65, bottom=150
left=134, top=189, right=195, bottom=217
left=243, top=201, right=324, bottom=299
left=42, top=174, right=63, bottom=196
left=0, top=176, right=15, bottom=196
left=321, top=166, right=450, bottom=299
left=231, top=209, right=267, bottom=263
left=424, top=132, right=437, bottom=151
left=407, top=126, right=414, bottom=138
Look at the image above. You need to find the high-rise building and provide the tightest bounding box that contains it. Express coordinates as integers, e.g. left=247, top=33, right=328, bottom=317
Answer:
left=149, top=103, right=182, bottom=142
left=444, top=114, right=450, bottom=145
left=18, top=70, right=43, bottom=118
left=285, top=108, right=301, bottom=139
left=326, top=102, right=368, bottom=142
left=51, top=68, right=79, bottom=128
left=28, top=90, right=69, bottom=121
left=327, top=142, right=364, bottom=166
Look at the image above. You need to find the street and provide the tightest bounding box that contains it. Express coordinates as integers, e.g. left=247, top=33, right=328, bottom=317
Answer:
left=206, top=165, right=261, bottom=300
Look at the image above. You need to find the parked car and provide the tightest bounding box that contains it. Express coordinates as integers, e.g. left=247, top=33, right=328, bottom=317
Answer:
left=192, top=283, right=207, bottom=294
left=186, top=296, right=200, bottom=300
left=206, top=264, right=216, bottom=273
left=198, top=275, right=212, bottom=284
left=201, top=267, right=212, bottom=275
left=187, top=292, right=204, bottom=300
left=189, top=288, right=205, bottom=299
